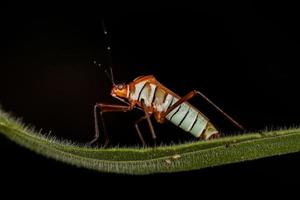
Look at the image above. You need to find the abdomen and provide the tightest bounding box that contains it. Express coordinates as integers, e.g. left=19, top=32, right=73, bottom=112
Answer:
left=165, top=100, right=207, bottom=137
left=130, top=77, right=218, bottom=139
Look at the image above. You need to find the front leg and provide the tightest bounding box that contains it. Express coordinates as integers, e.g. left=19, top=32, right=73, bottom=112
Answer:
left=90, top=103, right=133, bottom=147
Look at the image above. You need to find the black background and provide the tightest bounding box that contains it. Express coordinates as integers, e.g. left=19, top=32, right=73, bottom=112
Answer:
left=1, top=2, right=299, bottom=188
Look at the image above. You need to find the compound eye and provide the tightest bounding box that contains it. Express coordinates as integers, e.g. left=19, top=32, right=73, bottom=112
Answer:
left=117, top=84, right=124, bottom=89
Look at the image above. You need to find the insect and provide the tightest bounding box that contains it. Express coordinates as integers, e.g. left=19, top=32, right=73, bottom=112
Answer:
left=91, top=73, right=244, bottom=146
left=90, top=21, right=244, bottom=146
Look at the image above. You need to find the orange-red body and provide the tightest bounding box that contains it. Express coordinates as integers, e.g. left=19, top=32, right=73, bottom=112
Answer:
left=111, top=75, right=219, bottom=139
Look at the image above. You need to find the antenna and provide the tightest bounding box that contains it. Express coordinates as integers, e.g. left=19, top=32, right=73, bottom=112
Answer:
left=101, top=20, right=115, bottom=85
left=93, top=60, right=114, bottom=84
left=197, top=91, right=244, bottom=130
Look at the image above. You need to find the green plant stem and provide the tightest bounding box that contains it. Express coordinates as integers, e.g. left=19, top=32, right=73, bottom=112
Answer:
left=1, top=108, right=300, bottom=175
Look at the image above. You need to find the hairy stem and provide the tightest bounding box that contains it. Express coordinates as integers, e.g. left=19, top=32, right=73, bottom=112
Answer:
left=0, top=108, right=300, bottom=175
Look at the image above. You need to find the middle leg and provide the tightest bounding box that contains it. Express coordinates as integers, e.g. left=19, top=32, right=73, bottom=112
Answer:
left=134, top=99, right=157, bottom=146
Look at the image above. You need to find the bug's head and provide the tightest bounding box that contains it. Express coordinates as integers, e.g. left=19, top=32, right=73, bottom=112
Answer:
left=111, top=83, right=129, bottom=99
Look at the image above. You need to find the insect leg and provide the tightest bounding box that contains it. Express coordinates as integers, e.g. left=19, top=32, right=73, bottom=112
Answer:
left=161, top=90, right=199, bottom=119
left=134, top=115, right=147, bottom=146
left=89, top=104, right=102, bottom=145
left=90, top=103, right=133, bottom=147
left=141, top=100, right=157, bottom=146
left=193, top=90, right=244, bottom=130
left=161, top=90, right=244, bottom=130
